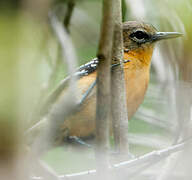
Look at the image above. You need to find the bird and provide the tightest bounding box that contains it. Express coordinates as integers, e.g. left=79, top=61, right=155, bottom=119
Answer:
left=42, top=21, right=182, bottom=143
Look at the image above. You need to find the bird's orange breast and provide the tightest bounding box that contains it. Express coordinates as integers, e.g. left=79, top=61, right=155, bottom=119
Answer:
left=123, top=48, right=153, bottom=118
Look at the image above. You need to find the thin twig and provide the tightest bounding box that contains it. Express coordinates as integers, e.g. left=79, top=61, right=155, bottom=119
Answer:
left=111, top=0, right=129, bottom=154
left=95, top=0, right=115, bottom=176
left=36, top=71, right=84, bottom=120
left=30, top=159, right=61, bottom=180
left=31, top=138, right=192, bottom=180
left=29, top=2, right=76, bottom=128
left=63, top=0, right=75, bottom=32
left=31, top=13, right=79, bottom=154
left=135, top=111, right=173, bottom=131
left=157, top=83, right=192, bottom=180
left=49, top=12, right=79, bottom=102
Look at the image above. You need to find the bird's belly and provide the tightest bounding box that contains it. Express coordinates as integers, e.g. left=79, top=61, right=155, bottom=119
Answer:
left=61, top=70, right=149, bottom=138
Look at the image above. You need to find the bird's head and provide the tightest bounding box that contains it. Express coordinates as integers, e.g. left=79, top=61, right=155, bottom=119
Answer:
left=123, top=21, right=182, bottom=66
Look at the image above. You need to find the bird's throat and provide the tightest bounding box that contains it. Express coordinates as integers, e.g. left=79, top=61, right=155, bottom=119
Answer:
left=124, top=46, right=154, bottom=68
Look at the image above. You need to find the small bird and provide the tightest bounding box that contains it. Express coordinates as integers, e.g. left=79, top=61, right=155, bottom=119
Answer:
left=51, top=21, right=182, bottom=141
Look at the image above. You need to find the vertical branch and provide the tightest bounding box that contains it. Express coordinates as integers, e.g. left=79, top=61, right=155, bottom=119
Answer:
left=63, top=0, right=75, bottom=32
left=49, top=12, right=79, bottom=104
left=111, top=0, right=129, bottom=154
left=95, top=0, right=114, bottom=174
left=122, top=0, right=127, bottom=22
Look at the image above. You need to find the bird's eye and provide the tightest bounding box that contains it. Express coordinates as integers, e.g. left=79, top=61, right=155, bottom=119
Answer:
left=130, top=30, right=149, bottom=42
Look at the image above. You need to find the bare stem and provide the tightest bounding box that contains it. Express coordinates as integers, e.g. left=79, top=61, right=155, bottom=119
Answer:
left=63, top=0, right=75, bottom=32
left=111, top=0, right=129, bottom=154
left=31, top=13, right=79, bottom=154
left=95, top=0, right=115, bottom=175
left=31, top=138, right=192, bottom=180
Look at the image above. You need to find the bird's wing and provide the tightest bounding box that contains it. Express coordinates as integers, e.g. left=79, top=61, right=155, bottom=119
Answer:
left=77, top=58, right=99, bottom=76
left=41, top=56, right=128, bottom=117
left=26, top=59, right=99, bottom=135
left=44, top=57, right=127, bottom=113
left=74, top=58, right=98, bottom=105
left=40, top=58, right=99, bottom=117
left=75, top=58, right=99, bottom=105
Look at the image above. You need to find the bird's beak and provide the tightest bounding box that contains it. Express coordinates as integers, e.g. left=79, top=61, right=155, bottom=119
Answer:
left=152, top=32, right=183, bottom=42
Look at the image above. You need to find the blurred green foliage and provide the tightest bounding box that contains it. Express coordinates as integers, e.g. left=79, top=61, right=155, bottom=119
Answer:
left=0, top=0, right=20, bottom=10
